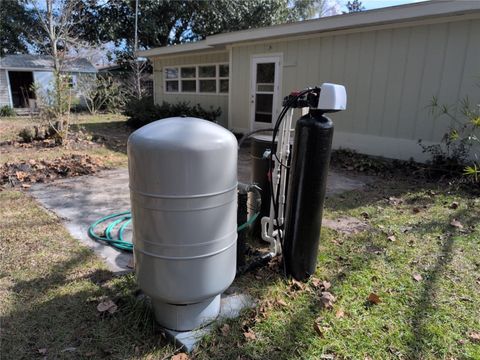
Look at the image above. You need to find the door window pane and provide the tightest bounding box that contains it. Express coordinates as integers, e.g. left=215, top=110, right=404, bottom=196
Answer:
left=199, top=65, right=216, bottom=78
left=256, top=84, right=274, bottom=92
left=256, top=63, right=275, bottom=84
left=256, top=93, right=273, bottom=113
left=199, top=79, right=216, bottom=93
left=181, top=67, right=196, bottom=78
left=166, top=80, right=178, bottom=92
left=219, top=64, right=229, bottom=77
left=181, top=80, right=196, bottom=92
left=165, top=68, right=178, bottom=79
left=219, top=79, right=229, bottom=93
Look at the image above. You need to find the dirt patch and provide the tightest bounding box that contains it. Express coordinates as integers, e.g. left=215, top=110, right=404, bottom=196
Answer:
left=322, top=216, right=370, bottom=234
left=0, top=154, right=106, bottom=188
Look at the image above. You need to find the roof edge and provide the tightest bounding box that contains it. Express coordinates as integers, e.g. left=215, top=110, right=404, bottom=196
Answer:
left=138, top=0, right=480, bottom=58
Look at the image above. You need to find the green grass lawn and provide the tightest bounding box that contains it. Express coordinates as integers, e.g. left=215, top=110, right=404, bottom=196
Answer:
left=1, top=115, right=479, bottom=358
left=1, top=177, right=478, bottom=359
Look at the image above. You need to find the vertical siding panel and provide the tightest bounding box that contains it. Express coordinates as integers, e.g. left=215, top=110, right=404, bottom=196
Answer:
left=382, top=27, right=410, bottom=138
left=337, top=32, right=362, bottom=133
left=458, top=20, right=480, bottom=99
left=352, top=31, right=376, bottom=134
left=432, top=21, right=471, bottom=141
left=367, top=29, right=392, bottom=136
left=396, top=25, right=428, bottom=140
left=332, top=35, right=347, bottom=84
left=307, top=38, right=320, bottom=86
left=318, top=37, right=333, bottom=83
left=413, top=23, right=449, bottom=141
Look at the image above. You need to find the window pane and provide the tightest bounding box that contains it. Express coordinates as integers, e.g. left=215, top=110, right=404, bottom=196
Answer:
left=255, top=93, right=273, bottom=113
left=166, top=80, right=178, bottom=92
left=165, top=68, right=178, bottom=79
left=257, top=84, right=274, bottom=92
left=219, top=64, right=229, bottom=77
left=181, top=80, right=196, bottom=92
left=181, top=67, right=196, bottom=78
left=220, top=79, right=229, bottom=93
left=199, top=79, right=216, bottom=93
left=256, top=63, right=275, bottom=84
left=199, top=65, right=216, bottom=78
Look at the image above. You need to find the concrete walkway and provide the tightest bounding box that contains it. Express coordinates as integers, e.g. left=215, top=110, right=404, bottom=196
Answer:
left=30, top=151, right=369, bottom=273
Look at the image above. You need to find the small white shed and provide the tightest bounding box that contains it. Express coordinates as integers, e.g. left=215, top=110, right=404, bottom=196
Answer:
left=139, top=1, right=480, bottom=161
left=0, top=54, right=97, bottom=112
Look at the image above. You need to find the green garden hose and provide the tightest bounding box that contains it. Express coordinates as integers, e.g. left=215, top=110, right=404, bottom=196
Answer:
left=88, top=211, right=260, bottom=252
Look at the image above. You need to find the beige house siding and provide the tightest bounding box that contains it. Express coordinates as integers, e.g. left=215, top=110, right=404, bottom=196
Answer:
left=152, top=52, right=229, bottom=127
left=149, top=14, right=479, bottom=160
left=229, top=17, right=479, bottom=160
left=0, top=70, right=11, bottom=107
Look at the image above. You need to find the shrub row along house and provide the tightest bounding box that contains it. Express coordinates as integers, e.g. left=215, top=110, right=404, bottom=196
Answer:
left=138, top=0, right=480, bottom=161
left=0, top=54, right=97, bottom=114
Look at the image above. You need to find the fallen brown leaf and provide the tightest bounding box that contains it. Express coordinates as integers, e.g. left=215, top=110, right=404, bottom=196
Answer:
left=171, top=353, right=190, bottom=360
left=276, top=298, right=288, bottom=307
left=469, top=332, right=480, bottom=343
left=243, top=330, right=256, bottom=341
left=322, top=281, right=331, bottom=291
left=97, top=299, right=117, bottom=314
left=311, top=277, right=321, bottom=288
left=220, top=324, right=230, bottom=336
left=290, top=278, right=305, bottom=291
left=450, top=219, right=464, bottom=229
left=387, top=235, right=396, bottom=242
left=413, top=274, right=423, bottom=282
left=450, top=201, right=459, bottom=209
left=335, top=308, right=345, bottom=319
left=319, top=291, right=336, bottom=309
left=412, top=207, right=420, bottom=214
left=313, top=322, right=324, bottom=337
left=367, top=293, right=381, bottom=305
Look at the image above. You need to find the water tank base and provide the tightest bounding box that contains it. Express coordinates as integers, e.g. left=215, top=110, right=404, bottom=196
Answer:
left=152, top=295, right=221, bottom=332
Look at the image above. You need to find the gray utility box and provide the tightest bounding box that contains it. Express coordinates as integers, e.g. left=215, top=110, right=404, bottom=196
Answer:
left=128, top=117, right=238, bottom=331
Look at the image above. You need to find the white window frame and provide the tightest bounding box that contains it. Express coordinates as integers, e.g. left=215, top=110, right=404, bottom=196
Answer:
left=163, top=63, right=229, bottom=95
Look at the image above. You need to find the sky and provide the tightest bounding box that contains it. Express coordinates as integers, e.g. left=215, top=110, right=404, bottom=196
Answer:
left=360, top=0, right=428, bottom=10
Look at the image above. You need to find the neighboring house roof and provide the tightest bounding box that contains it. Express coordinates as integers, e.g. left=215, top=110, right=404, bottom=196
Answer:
left=138, top=0, right=480, bottom=58
left=0, top=54, right=97, bottom=73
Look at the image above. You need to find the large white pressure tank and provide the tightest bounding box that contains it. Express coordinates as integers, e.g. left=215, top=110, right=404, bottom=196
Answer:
left=127, top=117, right=238, bottom=331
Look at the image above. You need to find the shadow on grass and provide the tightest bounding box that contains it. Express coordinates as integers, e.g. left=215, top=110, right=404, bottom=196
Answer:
left=74, top=121, right=132, bottom=155
left=195, top=231, right=382, bottom=360
left=405, top=207, right=477, bottom=359
left=2, top=250, right=173, bottom=359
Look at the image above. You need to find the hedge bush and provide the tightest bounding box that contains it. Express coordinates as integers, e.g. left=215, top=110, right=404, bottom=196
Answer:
left=124, top=97, right=222, bottom=128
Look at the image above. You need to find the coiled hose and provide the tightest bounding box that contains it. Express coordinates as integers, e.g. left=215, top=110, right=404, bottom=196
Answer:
left=88, top=211, right=260, bottom=252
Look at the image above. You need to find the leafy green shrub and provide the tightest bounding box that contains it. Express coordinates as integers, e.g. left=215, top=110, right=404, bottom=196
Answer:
left=419, top=94, right=479, bottom=183
left=124, top=97, right=222, bottom=129
left=0, top=105, right=15, bottom=117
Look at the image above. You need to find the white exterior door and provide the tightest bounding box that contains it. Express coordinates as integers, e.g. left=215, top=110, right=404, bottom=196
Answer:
left=250, top=55, right=281, bottom=130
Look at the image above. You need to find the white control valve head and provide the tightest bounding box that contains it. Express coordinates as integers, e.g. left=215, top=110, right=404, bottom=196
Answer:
left=317, top=83, right=347, bottom=113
